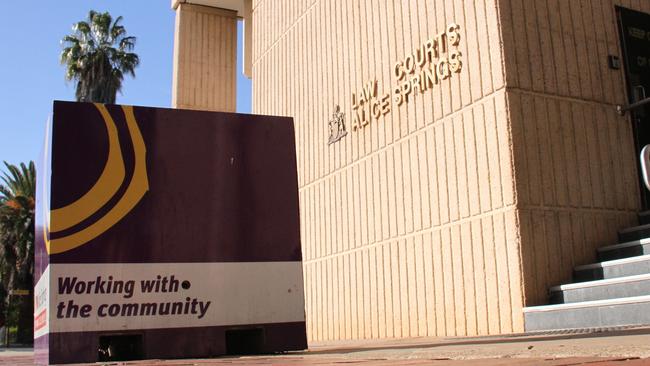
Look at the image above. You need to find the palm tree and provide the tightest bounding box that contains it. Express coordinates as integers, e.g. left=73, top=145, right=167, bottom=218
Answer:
left=0, top=162, right=35, bottom=344
left=60, top=11, right=140, bottom=104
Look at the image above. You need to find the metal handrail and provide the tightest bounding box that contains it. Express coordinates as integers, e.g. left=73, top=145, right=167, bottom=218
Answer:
left=617, top=96, right=650, bottom=115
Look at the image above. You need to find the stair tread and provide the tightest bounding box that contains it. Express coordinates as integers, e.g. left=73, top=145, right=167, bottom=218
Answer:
left=551, top=273, right=650, bottom=292
left=575, top=254, right=650, bottom=270
left=597, top=238, right=650, bottom=252
left=527, top=217, right=650, bottom=331
left=620, top=223, right=650, bottom=234
left=524, top=294, right=650, bottom=312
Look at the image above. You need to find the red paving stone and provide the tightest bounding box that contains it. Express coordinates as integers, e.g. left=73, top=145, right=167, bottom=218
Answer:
left=1, top=354, right=650, bottom=366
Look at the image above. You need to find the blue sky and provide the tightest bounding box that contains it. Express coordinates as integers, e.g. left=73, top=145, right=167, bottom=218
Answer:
left=0, top=1, right=252, bottom=166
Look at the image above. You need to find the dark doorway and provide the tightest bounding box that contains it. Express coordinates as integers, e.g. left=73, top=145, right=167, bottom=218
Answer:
left=617, top=6, right=650, bottom=210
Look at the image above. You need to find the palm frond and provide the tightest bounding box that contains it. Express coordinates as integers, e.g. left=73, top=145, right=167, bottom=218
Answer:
left=60, top=10, right=139, bottom=103
left=119, top=36, right=136, bottom=51
left=0, top=160, right=35, bottom=300
left=111, top=16, right=126, bottom=41
left=73, top=20, right=91, bottom=35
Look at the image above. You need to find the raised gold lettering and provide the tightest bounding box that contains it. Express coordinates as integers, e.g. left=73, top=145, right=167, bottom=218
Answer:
left=380, top=93, right=390, bottom=115
left=447, top=23, right=461, bottom=46
left=393, top=86, right=404, bottom=106
left=415, top=46, right=427, bottom=67
left=405, top=55, right=416, bottom=74
left=360, top=108, right=369, bottom=127
left=370, top=79, right=378, bottom=98
left=449, top=50, right=462, bottom=73
left=424, top=39, right=437, bottom=62
left=400, top=80, right=412, bottom=102
left=411, top=75, right=421, bottom=94
left=352, top=113, right=361, bottom=131
left=422, top=65, right=437, bottom=89
left=394, top=61, right=405, bottom=80
left=437, top=31, right=447, bottom=53
left=352, top=93, right=359, bottom=110
left=347, top=22, right=463, bottom=133
left=371, top=100, right=382, bottom=119
left=353, top=108, right=369, bottom=129
left=436, top=59, right=450, bottom=80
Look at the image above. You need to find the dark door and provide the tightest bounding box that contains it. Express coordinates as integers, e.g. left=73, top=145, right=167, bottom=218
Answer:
left=617, top=7, right=650, bottom=210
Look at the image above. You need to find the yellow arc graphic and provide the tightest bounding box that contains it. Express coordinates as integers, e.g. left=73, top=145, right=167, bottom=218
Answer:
left=49, top=104, right=125, bottom=232
left=46, top=105, right=149, bottom=254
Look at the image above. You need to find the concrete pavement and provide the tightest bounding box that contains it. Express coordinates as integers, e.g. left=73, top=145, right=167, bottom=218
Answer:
left=4, top=327, right=650, bottom=365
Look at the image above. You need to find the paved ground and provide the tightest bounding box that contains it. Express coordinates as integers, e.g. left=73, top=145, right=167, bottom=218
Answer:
left=4, top=327, right=650, bottom=365
left=5, top=355, right=649, bottom=366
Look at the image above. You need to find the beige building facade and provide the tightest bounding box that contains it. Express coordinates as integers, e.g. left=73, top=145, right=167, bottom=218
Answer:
left=171, top=0, right=650, bottom=340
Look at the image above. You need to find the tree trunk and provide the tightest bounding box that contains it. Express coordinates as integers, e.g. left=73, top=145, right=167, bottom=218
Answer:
left=15, top=293, right=33, bottom=344
left=11, top=272, right=33, bottom=345
left=0, top=286, right=6, bottom=329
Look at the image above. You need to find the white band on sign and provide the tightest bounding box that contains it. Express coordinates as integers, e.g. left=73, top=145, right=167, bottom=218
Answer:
left=641, top=145, right=650, bottom=192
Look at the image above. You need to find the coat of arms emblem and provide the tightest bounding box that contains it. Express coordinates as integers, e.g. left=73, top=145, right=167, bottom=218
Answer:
left=327, top=105, right=347, bottom=145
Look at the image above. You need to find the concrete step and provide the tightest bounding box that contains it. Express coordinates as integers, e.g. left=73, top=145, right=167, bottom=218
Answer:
left=598, top=238, right=650, bottom=262
left=549, top=273, right=650, bottom=304
left=619, top=223, right=650, bottom=243
left=524, top=295, right=650, bottom=332
left=640, top=211, right=650, bottom=225
left=574, top=254, right=650, bottom=282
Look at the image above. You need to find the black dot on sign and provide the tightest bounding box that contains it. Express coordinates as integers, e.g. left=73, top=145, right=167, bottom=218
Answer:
left=181, top=281, right=191, bottom=290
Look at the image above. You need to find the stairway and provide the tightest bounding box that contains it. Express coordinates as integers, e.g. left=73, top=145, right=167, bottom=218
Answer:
left=524, top=211, right=650, bottom=332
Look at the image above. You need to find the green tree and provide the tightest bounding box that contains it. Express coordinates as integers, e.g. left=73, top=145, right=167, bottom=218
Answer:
left=0, top=162, right=36, bottom=344
left=60, top=10, right=140, bottom=104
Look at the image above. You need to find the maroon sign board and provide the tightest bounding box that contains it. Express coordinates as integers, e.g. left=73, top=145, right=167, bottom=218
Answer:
left=34, top=101, right=307, bottom=364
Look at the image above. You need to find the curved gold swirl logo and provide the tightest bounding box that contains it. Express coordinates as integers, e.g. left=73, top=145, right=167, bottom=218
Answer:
left=44, top=104, right=149, bottom=254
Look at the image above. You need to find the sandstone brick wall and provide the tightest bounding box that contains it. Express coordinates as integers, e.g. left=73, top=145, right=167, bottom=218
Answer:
left=249, top=0, right=647, bottom=341
left=252, top=0, right=522, bottom=340
left=498, top=0, right=647, bottom=305
left=172, top=3, right=238, bottom=112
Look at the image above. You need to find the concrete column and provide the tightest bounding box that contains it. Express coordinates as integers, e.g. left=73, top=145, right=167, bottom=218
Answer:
left=172, top=2, right=237, bottom=112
